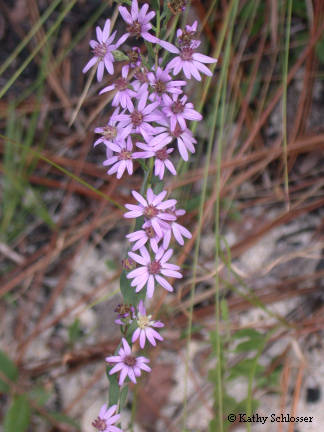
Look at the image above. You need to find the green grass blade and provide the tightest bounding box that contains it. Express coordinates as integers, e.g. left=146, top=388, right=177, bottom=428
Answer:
left=0, top=0, right=62, bottom=77
left=0, top=0, right=78, bottom=99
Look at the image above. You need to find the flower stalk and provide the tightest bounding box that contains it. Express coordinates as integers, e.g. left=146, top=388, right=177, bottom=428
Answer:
left=83, top=1, right=217, bottom=429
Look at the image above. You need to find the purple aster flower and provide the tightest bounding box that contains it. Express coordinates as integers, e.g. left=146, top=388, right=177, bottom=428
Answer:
left=106, top=338, right=151, bottom=385
left=147, top=66, right=186, bottom=101
left=92, top=404, right=122, bottom=432
left=159, top=38, right=217, bottom=81
left=151, top=123, right=197, bottom=161
left=119, top=0, right=158, bottom=44
left=115, top=91, right=161, bottom=142
left=162, top=93, right=202, bottom=130
left=126, top=222, right=160, bottom=252
left=127, top=246, right=182, bottom=297
left=83, top=19, right=127, bottom=82
left=133, top=142, right=176, bottom=180
left=99, top=67, right=137, bottom=111
left=103, top=136, right=137, bottom=179
left=161, top=208, right=192, bottom=249
left=124, top=188, right=177, bottom=237
left=94, top=108, right=132, bottom=148
left=132, top=300, right=164, bottom=348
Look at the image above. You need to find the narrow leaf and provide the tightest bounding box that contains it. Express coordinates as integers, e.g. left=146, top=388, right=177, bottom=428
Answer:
left=4, top=395, right=31, bottom=432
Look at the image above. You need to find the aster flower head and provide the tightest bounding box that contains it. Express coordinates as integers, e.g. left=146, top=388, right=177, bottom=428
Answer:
left=103, top=136, right=137, bottom=179
left=127, top=246, right=182, bottom=298
left=115, top=91, right=161, bottom=142
left=92, top=404, right=122, bottom=432
left=94, top=108, right=132, bottom=148
left=99, top=67, right=137, bottom=111
left=119, top=0, right=158, bottom=43
left=133, top=142, right=176, bottom=180
left=147, top=66, right=186, bottom=101
left=132, top=300, right=164, bottom=348
left=83, top=19, right=127, bottom=82
left=124, top=188, right=177, bottom=238
left=126, top=222, right=161, bottom=252
left=106, top=338, right=151, bottom=385
left=161, top=207, right=192, bottom=249
left=159, top=32, right=217, bottom=81
left=149, top=122, right=197, bottom=161
left=162, top=93, right=202, bottom=131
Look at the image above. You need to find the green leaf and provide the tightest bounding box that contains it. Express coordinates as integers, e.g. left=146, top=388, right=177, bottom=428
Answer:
left=0, top=350, right=18, bottom=393
left=220, top=298, right=229, bottom=321
left=120, top=270, right=144, bottom=306
left=227, top=358, right=264, bottom=381
left=48, top=412, right=80, bottom=429
left=235, top=338, right=264, bottom=352
left=4, top=394, right=31, bottom=432
left=232, top=328, right=262, bottom=339
left=29, top=385, right=51, bottom=406
left=112, top=50, right=129, bottom=61
left=233, top=328, right=265, bottom=353
left=68, top=318, right=82, bottom=345
left=235, top=397, right=259, bottom=413
left=119, top=386, right=128, bottom=409
left=107, top=366, right=120, bottom=406
left=316, top=37, right=324, bottom=64
left=105, top=259, right=117, bottom=270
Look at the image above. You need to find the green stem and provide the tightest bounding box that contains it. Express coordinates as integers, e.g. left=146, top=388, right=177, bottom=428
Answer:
left=282, top=0, right=292, bottom=208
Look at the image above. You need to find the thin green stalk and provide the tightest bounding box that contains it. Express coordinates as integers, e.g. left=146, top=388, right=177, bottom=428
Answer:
left=213, top=3, right=239, bottom=430
left=282, top=0, right=293, bottom=208
left=69, top=65, right=96, bottom=126
left=214, top=77, right=227, bottom=432
left=0, top=0, right=78, bottom=99
left=246, top=328, right=277, bottom=431
left=181, top=2, right=238, bottom=429
left=0, top=0, right=62, bottom=77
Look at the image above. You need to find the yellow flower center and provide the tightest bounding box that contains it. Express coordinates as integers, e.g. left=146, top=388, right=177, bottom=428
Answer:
left=137, top=314, right=151, bottom=329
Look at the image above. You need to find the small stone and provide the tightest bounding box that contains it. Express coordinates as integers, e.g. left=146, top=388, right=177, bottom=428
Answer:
left=306, top=386, right=321, bottom=403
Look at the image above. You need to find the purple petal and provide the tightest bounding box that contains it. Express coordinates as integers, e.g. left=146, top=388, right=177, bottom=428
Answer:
left=82, top=56, right=97, bottom=74
left=192, top=52, right=217, bottom=63
left=155, top=275, right=173, bottom=292
left=119, top=6, right=132, bottom=24
left=122, top=338, right=131, bottom=355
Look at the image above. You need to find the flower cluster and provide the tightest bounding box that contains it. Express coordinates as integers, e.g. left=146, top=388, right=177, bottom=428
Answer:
left=84, top=1, right=216, bottom=429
